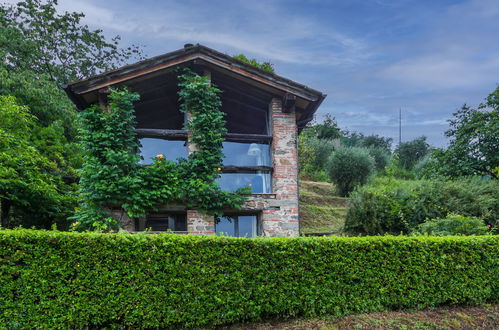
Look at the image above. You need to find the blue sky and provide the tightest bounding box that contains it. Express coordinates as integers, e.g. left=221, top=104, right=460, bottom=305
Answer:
left=32, top=0, right=499, bottom=146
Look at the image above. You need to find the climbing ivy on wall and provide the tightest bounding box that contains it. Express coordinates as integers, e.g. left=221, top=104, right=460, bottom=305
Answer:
left=72, top=68, right=248, bottom=231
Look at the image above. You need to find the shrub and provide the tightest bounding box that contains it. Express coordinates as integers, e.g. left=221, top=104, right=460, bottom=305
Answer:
left=326, top=147, right=375, bottom=196
left=0, top=230, right=497, bottom=328
left=366, top=147, right=390, bottom=172
left=345, top=177, right=498, bottom=235
left=413, top=214, right=490, bottom=236
left=298, top=135, right=336, bottom=180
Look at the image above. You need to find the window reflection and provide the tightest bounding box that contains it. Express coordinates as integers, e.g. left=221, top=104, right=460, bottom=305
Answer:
left=139, top=138, right=187, bottom=164
left=217, top=172, right=271, bottom=193
left=216, top=215, right=257, bottom=237
left=222, top=142, right=270, bottom=166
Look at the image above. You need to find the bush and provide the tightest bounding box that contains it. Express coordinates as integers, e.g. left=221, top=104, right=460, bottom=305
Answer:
left=326, top=147, right=375, bottom=196
left=345, top=177, right=498, bottom=235
left=413, top=214, right=490, bottom=236
left=298, top=135, right=336, bottom=181
left=0, top=230, right=497, bottom=328
left=366, top=147, right=390, bottom=172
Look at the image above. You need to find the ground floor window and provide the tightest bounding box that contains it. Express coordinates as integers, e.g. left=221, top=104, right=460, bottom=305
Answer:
left=136, top=213, right=187, bottom=232
left=216, top=214, right=258, bottom=237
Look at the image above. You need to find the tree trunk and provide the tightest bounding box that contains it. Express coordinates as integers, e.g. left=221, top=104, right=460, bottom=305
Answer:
left=1, top=200, right=11, bottom=227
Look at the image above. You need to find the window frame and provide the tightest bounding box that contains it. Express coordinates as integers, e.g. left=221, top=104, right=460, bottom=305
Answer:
left=215, top=213, right=260, bottom=237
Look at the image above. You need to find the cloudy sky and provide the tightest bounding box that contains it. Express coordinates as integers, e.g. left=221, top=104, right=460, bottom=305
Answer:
left=19, top=0, right=499, bottom=146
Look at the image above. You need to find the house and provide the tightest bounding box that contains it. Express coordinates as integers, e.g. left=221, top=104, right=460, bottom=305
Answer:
left=64, top=44, right=326, bottom=237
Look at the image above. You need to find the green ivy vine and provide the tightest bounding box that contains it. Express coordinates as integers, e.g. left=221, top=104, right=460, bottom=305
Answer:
left=72, top=68, right=249, bottom=231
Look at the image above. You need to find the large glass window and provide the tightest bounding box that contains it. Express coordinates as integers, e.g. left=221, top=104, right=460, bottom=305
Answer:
left=216, top=215, right=258, bottom=237
left=139, top=138, right=187, bottom=164
left=222, top=142, right=270, bottom=166
left=217, top=172, right=271, bottom=193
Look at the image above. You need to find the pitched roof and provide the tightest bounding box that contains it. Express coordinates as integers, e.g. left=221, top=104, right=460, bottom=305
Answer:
left=63, top=44, right=326, bottom=128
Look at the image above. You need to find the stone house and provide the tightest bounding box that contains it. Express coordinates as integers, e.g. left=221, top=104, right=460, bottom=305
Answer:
left=64, top=44, right=325, bottom=237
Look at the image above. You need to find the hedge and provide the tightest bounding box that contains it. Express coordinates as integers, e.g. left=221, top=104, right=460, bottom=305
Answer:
left=0, top=230, right=497, bottom=328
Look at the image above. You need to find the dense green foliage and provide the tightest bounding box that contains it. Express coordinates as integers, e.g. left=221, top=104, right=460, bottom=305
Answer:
left=0, top=230, right=497, bottom=328
left=395, top=136, right=430, bottom=170
left=424, top=87, right=499, bottom=179
left=413, top=214, right=490, bottom=236
left=0, top=96, right=75, bottom=228
left=0, top=0, right=142, bottom=229
left=326, top=147, right=375, bottom=196
left=341, top=132, right=393, bottom=153
left=345, top=177, right=498, bottom=235
left=74, top=70, right=248, bottom=230
left=232, top=54, right=274, bottom=73
left=1, top=0, right=142, bottom=84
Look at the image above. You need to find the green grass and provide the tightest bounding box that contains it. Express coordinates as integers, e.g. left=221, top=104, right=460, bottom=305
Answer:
left=299, top=180, right=348, bottom=234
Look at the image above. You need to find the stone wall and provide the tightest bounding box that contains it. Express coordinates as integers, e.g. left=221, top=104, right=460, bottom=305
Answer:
left=260, top=98, right=299, bottom=237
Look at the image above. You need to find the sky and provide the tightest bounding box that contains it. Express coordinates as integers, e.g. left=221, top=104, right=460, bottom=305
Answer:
left=12, top=0, right=499, bottom=147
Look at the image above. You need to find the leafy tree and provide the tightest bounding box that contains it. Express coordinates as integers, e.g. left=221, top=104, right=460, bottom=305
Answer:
left=326, top=147, right=375, bottom=196
left=360, top=135, right=392, bottom=153
left=232, top=54, right=274, bottom=73
left=0, top=96, right=72, bottom=228
left=395, top=136, right=430, bottom=170
left=340, top=131, right=392, bottom=153
left=0, top=0, right=144, bottom=228
left=428, top=87, right=499, bottom=178
left=1, top=0, right=143, bottom=84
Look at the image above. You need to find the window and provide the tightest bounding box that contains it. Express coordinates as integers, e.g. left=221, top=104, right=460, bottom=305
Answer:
left=139, top=138, right=187, bottom=164
left=216, top=215, right=258, bottom=237
left=217, top=172, right=271, bottom=193
left=136, top=213, right=187, bottom=232
left=219, top=141, right=272, bottom=193
left=222, top=142, right=270, bottom=166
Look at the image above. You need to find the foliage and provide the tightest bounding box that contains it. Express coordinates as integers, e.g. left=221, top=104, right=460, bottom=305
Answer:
left=74, top=70, right=248, bottom=230
left=0, top=96, right=75, bottom=228
left=326, top=147, right=375, bottom=196
left=341, top=131, right=392, bottom=153
left=232, top=54, right=274, bottom=73
left=345, top=177, right=499, bottom=235
left=298, top=115, right=341, bottom=181
left=1, top=0, right=143, bottom=84
left=0, top=229, right=497, bottom=328
left=413, top=214, right=490, bottom=236
left=425, top=87, right=499, bottom=179
left=298, top=135, right=335, bottom=181
left=304, top=114, right=341, bottom=140
left=366, top=147, right=390, bottom=172
left=395, top=136, right=430, bottom=170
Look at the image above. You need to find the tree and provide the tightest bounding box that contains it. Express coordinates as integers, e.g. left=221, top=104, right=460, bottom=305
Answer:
left=1, top=0, right=143, bottom=84
left=429, top=87, right=498, bottom=178
left=395, top=136, right=430, bottom=170
left=0, top=96, right=70, bottom=228
left=326, top=147, right=375, bottom=196
left=340, top=131, right=392, bottom=153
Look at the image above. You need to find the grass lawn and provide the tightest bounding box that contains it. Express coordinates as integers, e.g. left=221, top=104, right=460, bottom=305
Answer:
left=224, top=304, right=499, bottom=329
left=299, top=180, right=348, bottom=235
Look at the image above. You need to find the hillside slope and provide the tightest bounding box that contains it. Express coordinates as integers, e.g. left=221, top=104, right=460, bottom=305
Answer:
left=299, top=180, right=348, bottom=235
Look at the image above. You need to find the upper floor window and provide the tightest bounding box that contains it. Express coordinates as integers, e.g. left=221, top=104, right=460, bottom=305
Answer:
left=139, top=138, right=187, bottom=164
left=222, top=142, right=270, bottom=166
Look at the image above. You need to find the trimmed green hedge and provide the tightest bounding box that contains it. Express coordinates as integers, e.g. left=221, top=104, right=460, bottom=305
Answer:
left=0, top=230, right=497, bottom=328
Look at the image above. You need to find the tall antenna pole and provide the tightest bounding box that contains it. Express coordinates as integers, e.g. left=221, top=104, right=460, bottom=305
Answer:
left=399, top=107, right=402, bottom=146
